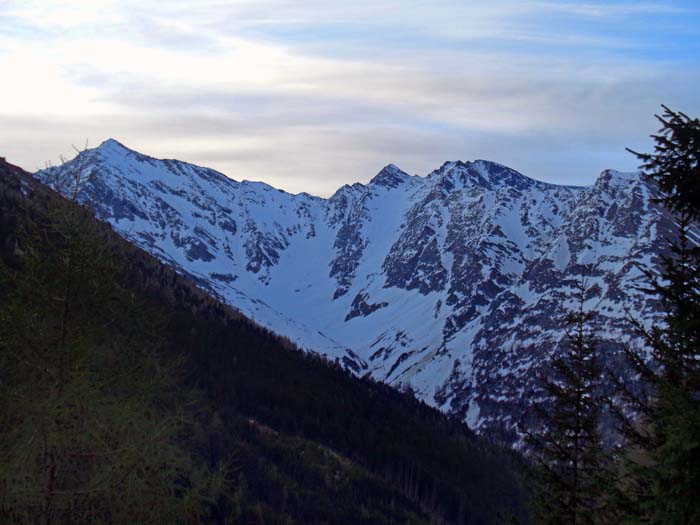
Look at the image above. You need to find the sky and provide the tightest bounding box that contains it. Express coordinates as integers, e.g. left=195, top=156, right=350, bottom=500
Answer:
left=1, top=1, right=699, bottom=196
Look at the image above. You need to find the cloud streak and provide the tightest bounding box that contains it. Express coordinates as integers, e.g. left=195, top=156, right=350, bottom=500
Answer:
left=0, top=0, right=698, bottom=195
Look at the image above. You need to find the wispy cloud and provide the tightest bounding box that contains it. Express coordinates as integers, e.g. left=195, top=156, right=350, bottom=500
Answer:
left=0, top=0, right=698, bottom=195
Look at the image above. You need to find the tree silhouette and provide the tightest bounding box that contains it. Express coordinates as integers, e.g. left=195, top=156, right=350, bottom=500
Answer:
left=526, top=276, right=610, bottom=525
left=610, top=106, right=700, bottom=522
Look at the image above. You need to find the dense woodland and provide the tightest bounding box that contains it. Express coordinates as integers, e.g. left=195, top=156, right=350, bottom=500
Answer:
left=0, top=156, right=528, bottom=523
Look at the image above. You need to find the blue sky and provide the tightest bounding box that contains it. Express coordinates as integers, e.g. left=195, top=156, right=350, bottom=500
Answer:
left=1, top=0, right=698, bottom=195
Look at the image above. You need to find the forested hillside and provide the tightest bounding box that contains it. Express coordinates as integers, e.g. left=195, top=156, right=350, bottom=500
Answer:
left=0, top=157, right=529, bottom=524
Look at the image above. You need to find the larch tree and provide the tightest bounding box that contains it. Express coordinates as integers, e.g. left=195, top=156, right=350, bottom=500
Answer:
left=0, top=154, right=227, bottom=524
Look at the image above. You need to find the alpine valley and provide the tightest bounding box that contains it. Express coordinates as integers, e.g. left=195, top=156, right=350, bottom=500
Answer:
left=37, top=139, right=683, bottom=443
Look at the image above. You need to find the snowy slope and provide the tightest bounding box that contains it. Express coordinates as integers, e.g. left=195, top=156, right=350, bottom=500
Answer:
left=36, top=139, right=680, bottom=441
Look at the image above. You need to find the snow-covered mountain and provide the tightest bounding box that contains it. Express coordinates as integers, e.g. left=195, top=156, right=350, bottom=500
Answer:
left=36, top=139, right=678, bottom=441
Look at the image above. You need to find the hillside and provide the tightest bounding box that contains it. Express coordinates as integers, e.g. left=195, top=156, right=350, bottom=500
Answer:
left=1, top=157, right=529, bottom=524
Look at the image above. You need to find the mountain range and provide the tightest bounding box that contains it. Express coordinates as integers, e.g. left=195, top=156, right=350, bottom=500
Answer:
left=1, top=156, right=529, bottom=524
left=36, top=139, right=678, bottom=442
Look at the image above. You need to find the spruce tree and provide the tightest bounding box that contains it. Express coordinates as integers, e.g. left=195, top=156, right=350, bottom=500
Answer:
left=526, top=277, right=610, bottom=525
left=610, top=106, right=700, bottom=523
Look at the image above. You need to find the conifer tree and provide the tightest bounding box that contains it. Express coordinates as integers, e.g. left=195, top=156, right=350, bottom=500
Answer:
left=0, top=157, right=227, bottom=523
left=609, top=106, right=700, bottom=523
left=527, top=276, right=610, bottom=525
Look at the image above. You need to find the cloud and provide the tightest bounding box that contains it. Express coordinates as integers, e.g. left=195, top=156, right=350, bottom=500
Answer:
left=0, top=0, right=698, bottom=196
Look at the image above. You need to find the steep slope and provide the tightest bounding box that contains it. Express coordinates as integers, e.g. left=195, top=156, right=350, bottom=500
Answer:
left=35, top=140, right=678, bottom=441
left=1, top=157, right=529, bottom=525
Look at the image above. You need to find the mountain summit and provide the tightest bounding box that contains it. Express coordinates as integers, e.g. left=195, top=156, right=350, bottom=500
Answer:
left=36, top=141, right=677, bottom=442
left=369, top=164, right=412, bottom=188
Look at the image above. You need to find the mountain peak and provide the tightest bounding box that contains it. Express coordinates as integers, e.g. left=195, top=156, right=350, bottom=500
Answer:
left=98, top=138, right=129, bottom=151
left=598, top=168, right=640, bottom=184
left=430, top=160, right=462, bottom=176
left=369, top=164, right=410, bottom=189
left=92, top=138, right=160, bottom=167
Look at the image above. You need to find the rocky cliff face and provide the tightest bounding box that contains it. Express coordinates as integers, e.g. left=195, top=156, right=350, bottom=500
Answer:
left=36, top=139, right=679, bottom=442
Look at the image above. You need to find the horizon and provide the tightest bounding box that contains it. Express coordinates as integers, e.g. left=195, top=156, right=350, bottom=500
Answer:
left=1, top=1, right=699, bottom=196
left=37, top=136, right=614, bottom=198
